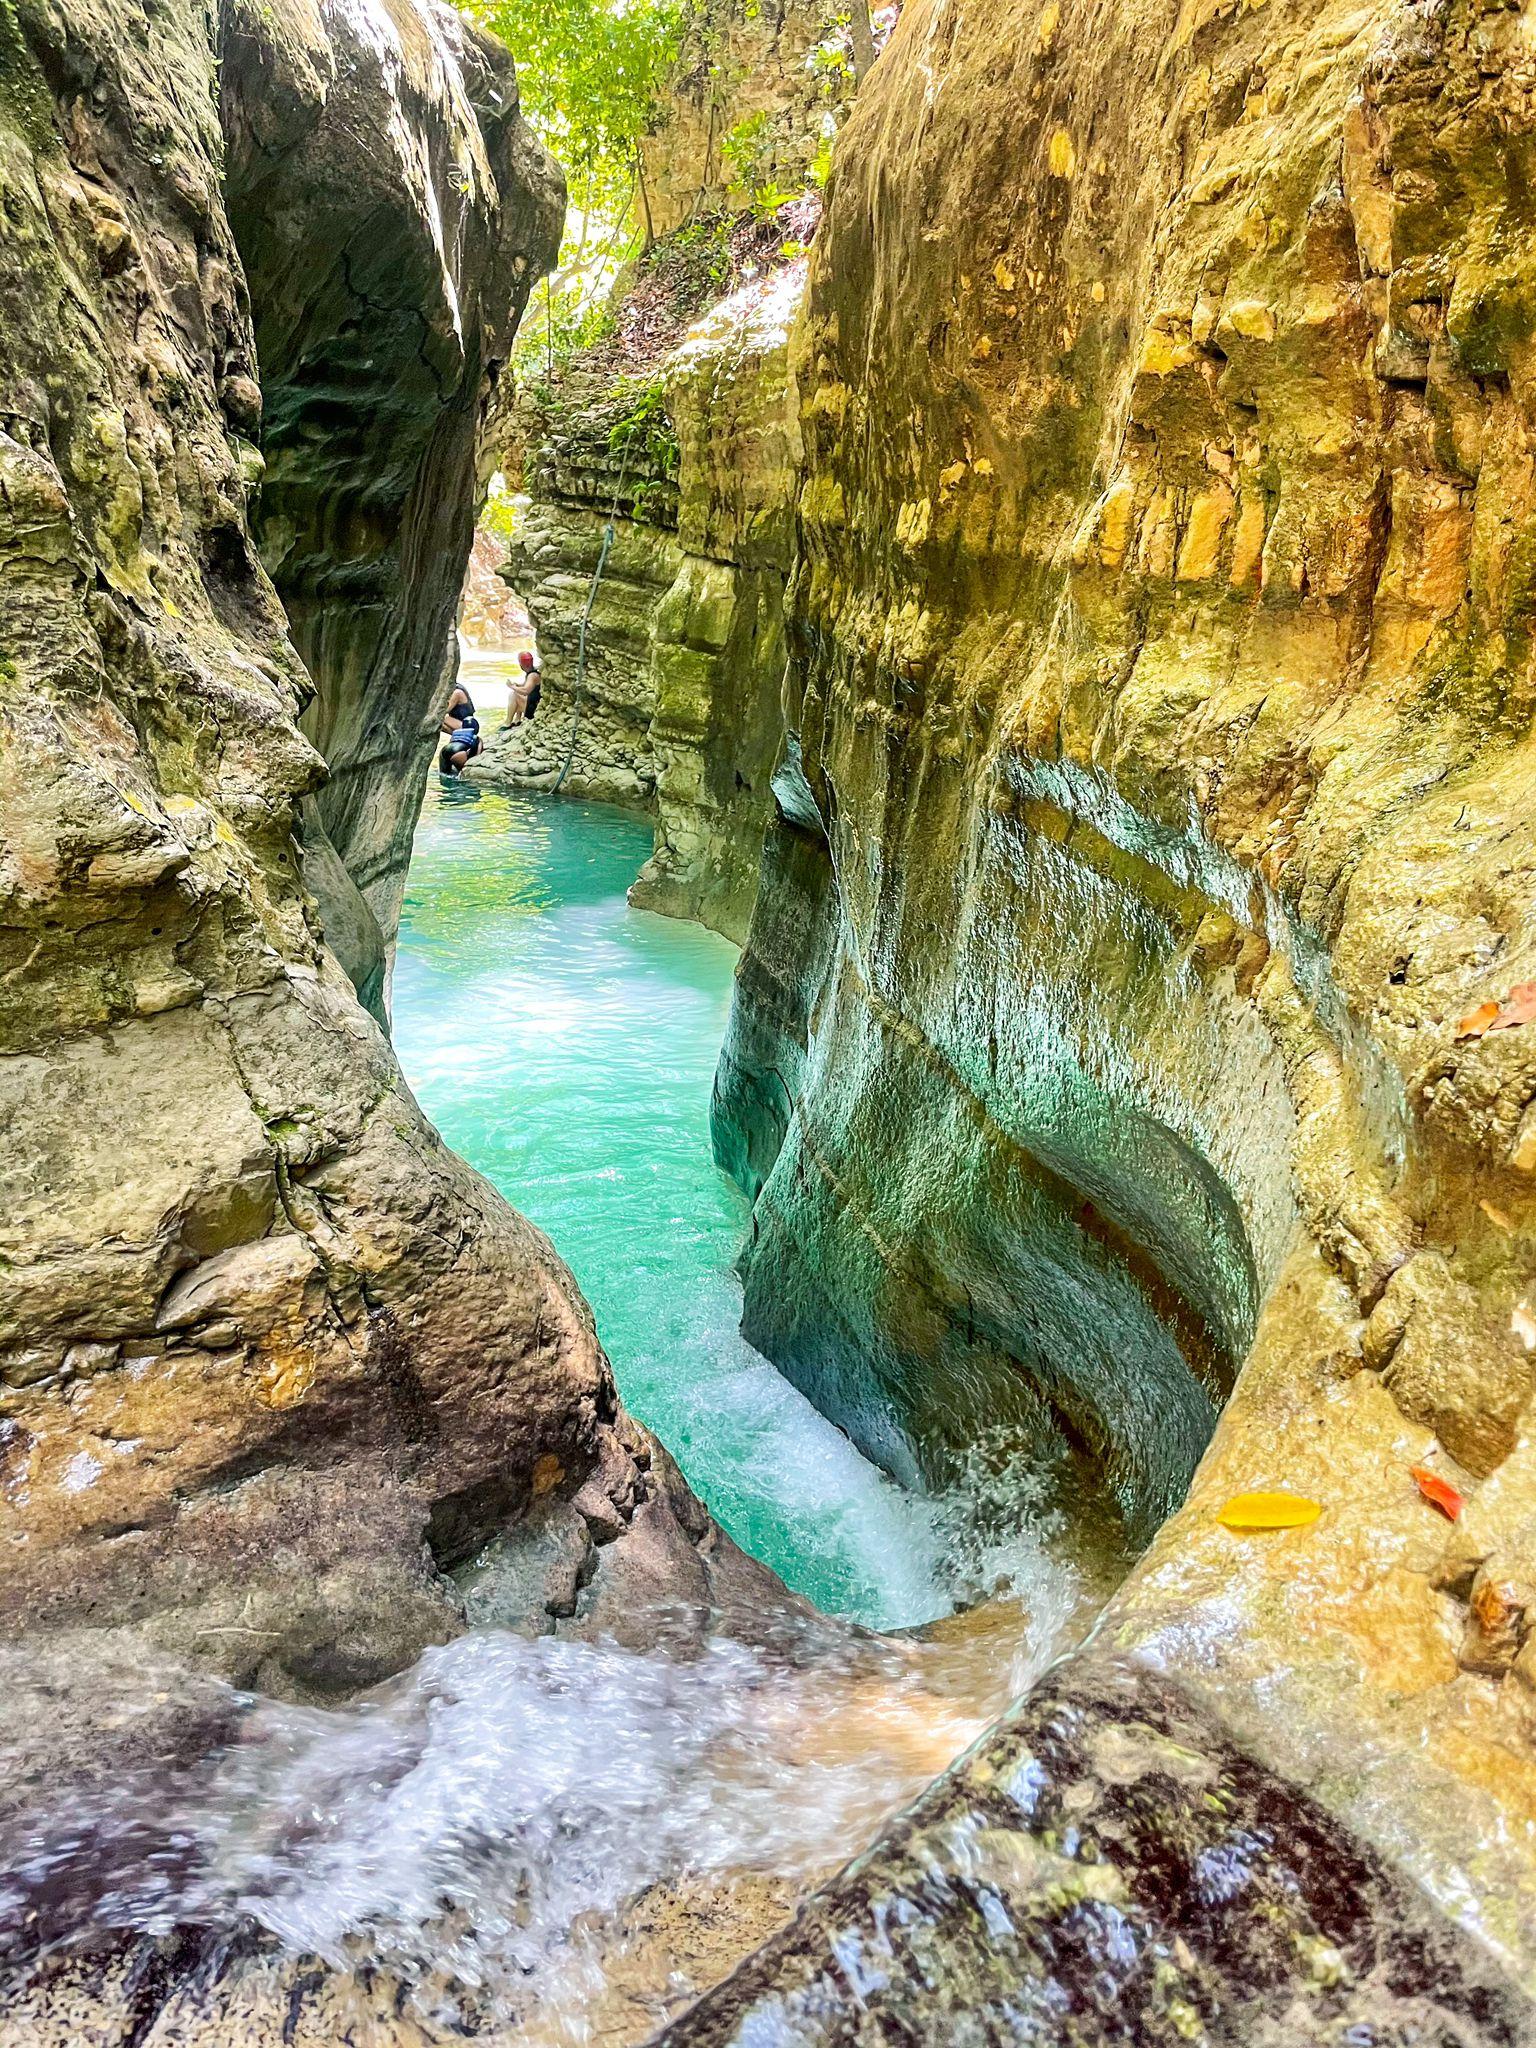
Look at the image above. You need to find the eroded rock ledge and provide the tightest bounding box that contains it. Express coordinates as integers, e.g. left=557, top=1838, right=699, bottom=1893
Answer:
left=0, top=0, right=778, bottom=1766
left=701, top=0, right=1536, bottom=2017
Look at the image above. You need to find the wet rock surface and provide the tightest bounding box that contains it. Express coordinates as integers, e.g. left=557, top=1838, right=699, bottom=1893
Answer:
left=706, top=0, right=1536, bottom=2011
left=0, top=0, right=784, bottom=1819
left=659, top=1652, right=1536, bottom=2046
left=220, top=0, right=563, bottom=1014
left=8, top=0, right=1536, bottom=2032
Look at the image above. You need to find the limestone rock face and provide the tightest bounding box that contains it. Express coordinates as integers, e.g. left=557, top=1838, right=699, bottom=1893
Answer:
left=638, top=0, right=853, bottom=238
left=491, top=496, right=687, bottom=806
left=0, top=0, right=771, bottom=1743
left=708, top=0, right=1536, bottom=1999
left=477, top=273, right=801, bottom=943
left=219, top=0, right=564, bottom=1017
left=460, top=525, right=531, bottom=649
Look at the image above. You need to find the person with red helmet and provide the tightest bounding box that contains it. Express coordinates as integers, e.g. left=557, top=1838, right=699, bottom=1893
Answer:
left=509, top=646, right=542, bottom=726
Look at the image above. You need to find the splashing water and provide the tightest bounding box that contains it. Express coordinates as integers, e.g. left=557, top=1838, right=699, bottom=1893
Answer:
left=392, top=779, right=1070, bottom=1631
left=4, top=781, right=1102, bottom=2042
left=5, top=1597, right=1084, bottom=2040
left=192, top=1629, right=1030, bottom=2024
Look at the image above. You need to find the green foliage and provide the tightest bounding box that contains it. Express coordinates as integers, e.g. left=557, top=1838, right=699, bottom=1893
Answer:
left=480, top=475, right=521, bottom=545
left=461, top=0, right=687, bottom=213
left=649, top=211, right=734, bottom=302
left=607, top=377, right=678, bottom=485
left=720, top=109, right=771, bottom=193
left=721, top=111, right=805, bottom=221
left=810, top=33, right=853, bottom=80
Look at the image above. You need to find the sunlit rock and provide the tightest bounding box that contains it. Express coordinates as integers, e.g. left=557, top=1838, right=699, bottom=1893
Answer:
left=698, top=0, right=1536, bottom=2021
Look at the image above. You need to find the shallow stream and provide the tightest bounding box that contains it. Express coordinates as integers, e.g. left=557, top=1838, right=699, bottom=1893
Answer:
left=6, top=781, right=1097, bottom=2044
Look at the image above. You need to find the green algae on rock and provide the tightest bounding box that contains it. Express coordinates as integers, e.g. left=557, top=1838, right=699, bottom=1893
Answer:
left=703, top=0, right=1536, bottom=2009
left=473, top=266, right=802, bottom=942
left=0, top=0, right=783, bottom=1727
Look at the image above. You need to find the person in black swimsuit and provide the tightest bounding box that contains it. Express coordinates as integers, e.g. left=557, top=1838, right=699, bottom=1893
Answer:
left=509, top=650, right=541, bottom=725
left=438, top=681, right=482, bottom=775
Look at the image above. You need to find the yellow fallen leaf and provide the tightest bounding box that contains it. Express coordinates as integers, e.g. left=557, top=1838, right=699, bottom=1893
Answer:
left=1048, top=127, right=1077, bottom=178
left=1480, top=1199, right=1514, bottom=1233
left=1217, top=1491, right=1322, bottom=1531
left=994, top=259, right=1017, bottom=292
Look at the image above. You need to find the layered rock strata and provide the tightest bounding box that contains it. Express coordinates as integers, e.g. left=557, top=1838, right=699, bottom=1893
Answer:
left=0, top=0, right=777, bottom=1766
left=475, top=273, right=800, bottom=942
left=703, top=0, right=1536, bottom=2012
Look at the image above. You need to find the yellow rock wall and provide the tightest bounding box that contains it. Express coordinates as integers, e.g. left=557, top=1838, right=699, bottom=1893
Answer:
left=715, top=0, right=1536, bottom=1968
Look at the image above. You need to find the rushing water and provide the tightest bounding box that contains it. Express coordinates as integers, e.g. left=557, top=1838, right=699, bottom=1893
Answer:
left=393, top=779, right=1058, bottom=1631
left=6, top=777, right=1094, bottom=2044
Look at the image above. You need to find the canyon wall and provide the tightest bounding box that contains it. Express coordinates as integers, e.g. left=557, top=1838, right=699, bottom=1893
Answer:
left=220, top=0, right=563, bottom=1016
left=694, top=0, right=1536, bottom=2019
left=477, top=273, right=800, bottom=942
left=0, top=0, right=776, bottom=1785
left=637, top=0, right=854, bottom=236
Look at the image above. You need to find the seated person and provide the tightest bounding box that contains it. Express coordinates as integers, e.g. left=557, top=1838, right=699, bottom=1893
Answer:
left=442, top=679, right=475, bottom=730
left=438, top=679, right=482, bottom=774
left=509, top=649, right=542, bottom=725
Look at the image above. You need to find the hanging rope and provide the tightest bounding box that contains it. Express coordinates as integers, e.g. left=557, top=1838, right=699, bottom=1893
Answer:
left=554, top=429, right=638, bottom=795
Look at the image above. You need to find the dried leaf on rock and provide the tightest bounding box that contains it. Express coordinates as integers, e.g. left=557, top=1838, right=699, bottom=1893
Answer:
left=1457, top=983, right=1536, bottom=1041
left=1217, top=1491, right=1322, bottom=1531
left=1410, top=1466, right=1464, bottom=1521
left=1473, top=1576, right=1519, bottom=1636
left=1490, top=982, right=1536, bottom=1032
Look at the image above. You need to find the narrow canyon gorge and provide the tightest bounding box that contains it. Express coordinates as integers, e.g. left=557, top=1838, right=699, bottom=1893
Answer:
left=3, top=0, right=1536, bottom=2041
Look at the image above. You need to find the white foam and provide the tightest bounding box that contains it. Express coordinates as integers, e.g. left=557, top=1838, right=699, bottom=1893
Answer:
left=148, top=1622, right=1041, bottom=2030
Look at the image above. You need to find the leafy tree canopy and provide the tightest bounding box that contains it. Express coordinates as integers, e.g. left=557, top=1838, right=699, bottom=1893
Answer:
left=461, top=0, right=687, bottom=213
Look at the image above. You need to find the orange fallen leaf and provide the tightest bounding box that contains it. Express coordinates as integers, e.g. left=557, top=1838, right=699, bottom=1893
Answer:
left=1218, top=1491, right=1322, bottom=1531
left=1410, top=1466, right=1464, bottom=1521
left=1480, top=1199, right=1514, bottom=1233
left=1489, top=981, right=1536, bottom=1033
left=1457, top=982, right=1536, bottom=1041
left=1457, top=1001, right=1500, bottom=1041
left=1473, top=1575, right=1517, bottom=1635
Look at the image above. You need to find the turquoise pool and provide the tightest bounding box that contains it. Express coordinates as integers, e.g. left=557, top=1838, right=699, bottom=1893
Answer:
left=393, top=781, right=970, bottom=1629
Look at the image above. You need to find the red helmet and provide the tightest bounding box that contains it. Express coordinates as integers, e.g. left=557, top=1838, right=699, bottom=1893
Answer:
left=518, top=650, right=536, bottom=672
